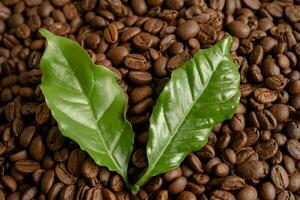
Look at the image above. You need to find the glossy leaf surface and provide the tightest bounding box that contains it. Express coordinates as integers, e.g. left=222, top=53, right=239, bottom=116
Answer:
left=132, top=36, right=240, bottom=193
left=39, top=29, right=134, bottom=186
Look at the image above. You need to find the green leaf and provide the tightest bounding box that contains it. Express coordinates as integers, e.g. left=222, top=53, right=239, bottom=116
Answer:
left=39, top=29, right=134, bottom=187
left=132, top=36, right=240, bottom=193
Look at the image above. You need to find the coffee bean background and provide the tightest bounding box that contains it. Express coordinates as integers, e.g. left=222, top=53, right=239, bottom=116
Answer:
left=0, top=0, right=300, bottom=199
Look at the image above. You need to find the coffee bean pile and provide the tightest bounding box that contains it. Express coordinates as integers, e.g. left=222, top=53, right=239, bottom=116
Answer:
left=0, top=0, right=300, bottom=199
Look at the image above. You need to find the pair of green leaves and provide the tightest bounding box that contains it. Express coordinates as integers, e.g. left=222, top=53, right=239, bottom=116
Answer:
left=39, top=29, right=240, bottom=194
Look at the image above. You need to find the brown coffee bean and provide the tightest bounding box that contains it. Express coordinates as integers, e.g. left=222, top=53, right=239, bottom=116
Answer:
left=156, top=189, right=168, bottom=200
left=29, top=135, right=45, bottom=161
left=49, top=22, right=70, bottom=35
left=48, top=183, right=64, bottom=200
left=55, top=163, right=78, bottom=184
left=176, top=191, right=196, bottom=200
left=167, top=51, right=190, bottom=71
left=41, top=170, right=55, bottom=194
left=220, top=176, right=246, bottom=191
left=168, top=176, right=187, bottom=194
left=177, top=20, right=199, bottom=40
left=130, top=86, right=153, bottom=104
left=222, top=148, right=236, bottom=165
left=255, top=139, right=278, bottom=160
left=265, top=75, right=287, bottom=91
left=133, top=32, right=154, bottom=50
left=16, top=24, right=31, bottom=39
left=163, top=167, right=182, bottom=182
left=15, top=160, right=40, bottom=174
left=237, top=185, right=257, bottom=200
left=67, top=149, right=86, bottom=175
left=160, top=34, right=176, bottom=52
left=59, top=185, right=75, bottom=200
left=288, top=80, right=300, bottom=94
left=131, top=148, right=147, bottom=167
left=285, top=121, right=300, bottom=140
left=128, top=71, right=152, bottom=85
left=187, top=153, right=203, bottom=173
left=287, top=139, right=300, bottom=160
left=124, top=54, right=150, bottom=71
left=257, top=110, right=277, bottom=130
left=253, top=88, right=277, bottom=104
left=236, top=147, right=258, bottom=164
left=1, top=175, right=17, bottom=191
left=53, top=147, right=69, bottom=162
left=46, top=126, right=65, bottom=151
left=108, top=174, right=123, bottom=193
left=270, top=104, right=289, bottom=122
left=237, top=160, right=267, bottom=182
left=211, top=190, right=235, bottom=200
left=107, top=46, right=129, bottom=66
left=259, top=182, right=276, bottom=200
left=35, top=103, right=50, bottom=125
left=266, top=2, right=283, bottom=18
left=102, top=188, right=117, bottom=200
left=9, top=150, right=28, bottom=161
left=227, top=21, right=250, bottom=39
left=22, top=187, right=37, bottom=200
left=104, top=24, right=118, bottom=43
left=271, top=165, right=289, bottom=189
left=214, top=163, right=230, bottom=177
left=121, top=27, right=141, bottom=42
left=82, top=158, right=99, bottom=179
left=131, top=98, right=153, bottom=114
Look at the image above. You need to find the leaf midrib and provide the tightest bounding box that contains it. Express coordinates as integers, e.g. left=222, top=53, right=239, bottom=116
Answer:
left=52, top=42, right=124, bottom=175
left=148, top=49, right=228, bottom=174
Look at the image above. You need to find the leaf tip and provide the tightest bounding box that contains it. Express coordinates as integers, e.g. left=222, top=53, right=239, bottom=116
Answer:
left=39, top=28, right=52, bottom=39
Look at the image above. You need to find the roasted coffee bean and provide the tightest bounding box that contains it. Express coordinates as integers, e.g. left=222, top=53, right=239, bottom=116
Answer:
left=227, top=21, right=250, bottom=39
left=128, top=71, right=152, bottom=85
left=168, top=176, right=187, bottom=194
left=67, top=149, right=85, bottom=175
left=124, top=54, right=150, bottom=71
left=211, top=190, right=235, bottom=200
left=257, top=110, right=277, bottom=130
left=237, top=160, right=267, bottom=182
left=259, top=182, right=276, bottom=200
left=104, top=24, right=118, bottom=43
left=29, top=135, right=45, bottom=161
left=255, top=139, right=278, bottom=160
left=133, top=32, right=153, bottom=49
left=1, top=175, right=17, bottom=191
left=35, top=103, right=50, bottom=125
left=102, top=188, right=117, bottom=200
left=15, top=160, right=40, bottom=174
left=48, top=183, right=64, bottom=200
left=167, top=51, right=190, bottom=71
left=130, top=86, right=153, bottom=104
left=177, top=20, right=199, bottom=40
left=131, top=148, right=147, bottom=167
left=236, top=185, right=257, bottom=200
left=219, top=176, right=246, bottom=190
left=19, top=125, right=35, bottom=147
left=40, top=170, right=55, bottom=194
left=82, top=158, right=99, bottom=179
left=55, top=163, right=78, bottom=184
left=159, top=34, right=176, bottom=52
left=107, top=46, right=129, bottom=66
left=271, top=165, right=289, bottom=189
left=59, top=185, right=75, bottom=200
left=46, top=126, right=65, bottom=151
left=287, top=139, right=300, bottom=160
left=163, top=167, right=182, bottom=182
left=22, top=187, right=37, bottom=200
left=145, top=176, right=163, bottom=192
left=176, top=191, right=196, bottom=200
